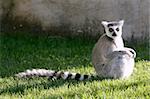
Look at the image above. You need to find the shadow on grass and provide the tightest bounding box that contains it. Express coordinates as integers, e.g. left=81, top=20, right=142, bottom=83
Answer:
left=0, top=34, right=94, bottom=77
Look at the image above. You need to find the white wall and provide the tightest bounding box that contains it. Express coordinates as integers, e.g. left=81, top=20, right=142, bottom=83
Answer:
left=1, top=0, right=150, bottom=40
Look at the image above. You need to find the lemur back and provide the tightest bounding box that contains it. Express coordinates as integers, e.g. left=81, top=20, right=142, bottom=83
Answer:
left=92, top=20, right=124, bottom=70
left=92, top=34, right=124, bottom=67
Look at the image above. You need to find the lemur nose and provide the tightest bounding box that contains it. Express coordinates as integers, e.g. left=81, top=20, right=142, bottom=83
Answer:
left=112, top=32, right=117, bottom=36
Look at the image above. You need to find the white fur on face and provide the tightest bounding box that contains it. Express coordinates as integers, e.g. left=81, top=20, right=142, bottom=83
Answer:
left=101, top=20, right=124, bottom=39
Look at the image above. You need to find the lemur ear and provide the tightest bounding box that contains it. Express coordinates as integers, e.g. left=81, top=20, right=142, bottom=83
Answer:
left=101, top=21, right=108, bottom=26
left=119, top=20, right=124, bottom=26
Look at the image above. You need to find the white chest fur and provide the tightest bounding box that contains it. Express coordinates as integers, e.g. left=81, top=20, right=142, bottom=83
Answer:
left=113, top=37, right=124, bottom=50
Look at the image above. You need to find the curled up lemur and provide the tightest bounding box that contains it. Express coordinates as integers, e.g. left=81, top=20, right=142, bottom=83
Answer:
left=15, top=20, right=136, bottom=80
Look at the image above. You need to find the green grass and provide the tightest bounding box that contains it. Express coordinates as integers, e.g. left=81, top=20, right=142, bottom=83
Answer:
left=0, top=34, right=150, bottom=98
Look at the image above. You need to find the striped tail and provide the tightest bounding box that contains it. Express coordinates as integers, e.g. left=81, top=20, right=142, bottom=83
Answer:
left=15, top=69, right=94, bottom=81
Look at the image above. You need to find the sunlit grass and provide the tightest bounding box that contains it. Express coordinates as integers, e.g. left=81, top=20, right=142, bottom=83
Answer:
left=0, top=34, right=149, bottom=98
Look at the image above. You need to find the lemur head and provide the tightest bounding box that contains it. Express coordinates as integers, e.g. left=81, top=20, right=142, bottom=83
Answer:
left=101, top=20, right=124, bottom=39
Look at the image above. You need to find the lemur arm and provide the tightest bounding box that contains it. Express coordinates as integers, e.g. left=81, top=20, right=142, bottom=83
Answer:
left=124, top=47, right=136, bottom=58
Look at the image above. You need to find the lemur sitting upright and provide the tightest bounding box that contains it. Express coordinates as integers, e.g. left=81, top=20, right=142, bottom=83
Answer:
left=92, top=20, right=136, bottom=79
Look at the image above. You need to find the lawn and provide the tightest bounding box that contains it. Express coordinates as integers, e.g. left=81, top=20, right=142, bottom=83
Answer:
left=0, top=33, right=149, bottom=99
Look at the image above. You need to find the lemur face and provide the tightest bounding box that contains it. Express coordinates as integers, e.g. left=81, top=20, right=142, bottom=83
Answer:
left=101, top=20, right=124, bottom=39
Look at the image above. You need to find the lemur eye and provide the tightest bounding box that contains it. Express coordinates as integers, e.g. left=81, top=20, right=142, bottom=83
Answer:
left=109, top=28, right=114, bottom=32
left=116, top=28, right=119, bottom=31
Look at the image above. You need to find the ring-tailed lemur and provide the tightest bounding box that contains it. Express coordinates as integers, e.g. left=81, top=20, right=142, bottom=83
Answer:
left=92, top=20, right=136, bottom=79
left=15, top=20, right=136, bottom=80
